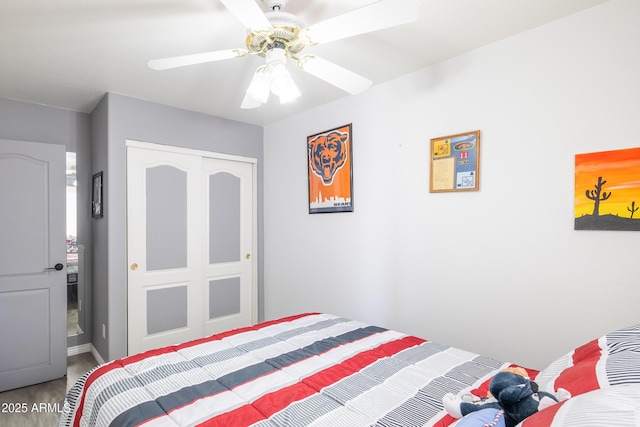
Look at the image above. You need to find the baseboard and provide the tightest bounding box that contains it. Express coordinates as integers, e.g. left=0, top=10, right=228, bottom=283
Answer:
left=67, top=343, right=91, bottom=356
left=67, top=343, right=106, bottom=365
left=91, top=345, right=106, bottom=365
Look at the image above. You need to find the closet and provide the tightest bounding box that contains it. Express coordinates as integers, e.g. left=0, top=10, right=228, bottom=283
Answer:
left=126, top=141, right=257, bottom=355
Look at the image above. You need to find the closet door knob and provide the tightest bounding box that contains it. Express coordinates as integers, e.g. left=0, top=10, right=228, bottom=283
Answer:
left=131, top=263, right=138, bottom=271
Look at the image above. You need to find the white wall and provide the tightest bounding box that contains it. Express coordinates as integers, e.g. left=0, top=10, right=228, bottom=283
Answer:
left=263, top=0, right=640, bottom=370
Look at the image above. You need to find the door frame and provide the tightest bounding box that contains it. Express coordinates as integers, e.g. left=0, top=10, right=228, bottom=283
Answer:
left=125, top=140, right=258, bottom=345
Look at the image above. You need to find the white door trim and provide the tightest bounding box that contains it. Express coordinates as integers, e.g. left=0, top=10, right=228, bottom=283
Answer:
left=126, top=140, right=257, bottom=165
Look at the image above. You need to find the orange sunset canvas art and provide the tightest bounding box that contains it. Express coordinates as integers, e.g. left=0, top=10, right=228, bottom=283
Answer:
left=575, top=147, right=640, bottom=230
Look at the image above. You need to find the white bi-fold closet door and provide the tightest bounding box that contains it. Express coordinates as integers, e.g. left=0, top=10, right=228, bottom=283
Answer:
left=126, top=141, right=257, bottom=355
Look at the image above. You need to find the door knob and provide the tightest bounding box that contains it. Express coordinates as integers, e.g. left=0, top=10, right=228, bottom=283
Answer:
left=131, top=263, right=138, bottom=271
left=45, top=263, right=64, bottom=271
left=245, top=254, right=251, bottom=259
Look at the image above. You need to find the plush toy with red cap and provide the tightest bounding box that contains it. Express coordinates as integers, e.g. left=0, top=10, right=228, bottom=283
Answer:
left=443, top=370, right=570, bottom=427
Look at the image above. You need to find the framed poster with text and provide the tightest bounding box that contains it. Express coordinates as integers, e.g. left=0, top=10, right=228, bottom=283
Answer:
left=430, top=130, right=480, bottom=193
left=307, top=123, right=353, bottom=214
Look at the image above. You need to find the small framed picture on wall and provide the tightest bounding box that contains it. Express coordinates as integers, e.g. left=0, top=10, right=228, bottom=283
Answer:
left=430, top=130, right=480, bottom=193
left=92, top=171, right=103, bottom=218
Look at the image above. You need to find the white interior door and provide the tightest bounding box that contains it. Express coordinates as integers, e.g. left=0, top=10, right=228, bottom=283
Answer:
left=0, top=139, right=66, bottom=392
left=126, top=142, right=256, bottom=355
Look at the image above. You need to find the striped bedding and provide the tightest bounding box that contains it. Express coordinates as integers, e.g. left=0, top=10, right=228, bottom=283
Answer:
left=534, top=323, right=640, bottom=397
left=520, top=323, right=640, bottom=427
left=518, top=384, right=640, bottom=426
left=59, top=313, right=520, bottom=427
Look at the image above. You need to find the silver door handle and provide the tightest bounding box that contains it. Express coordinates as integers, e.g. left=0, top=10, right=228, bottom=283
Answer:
left=45, top=263, right=64, bottom=271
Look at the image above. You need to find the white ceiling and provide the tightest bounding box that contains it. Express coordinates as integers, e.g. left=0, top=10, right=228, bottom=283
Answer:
left=0, top=0, right=609, bottom=126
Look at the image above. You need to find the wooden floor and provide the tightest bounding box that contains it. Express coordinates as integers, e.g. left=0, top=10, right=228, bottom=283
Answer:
left=0, top=352, right=98, bottom=427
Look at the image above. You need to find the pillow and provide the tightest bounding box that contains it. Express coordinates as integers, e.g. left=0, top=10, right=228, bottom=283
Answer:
left=517, top=384, right=640, bottom=427
left=535, top=323, right=640, bottom=397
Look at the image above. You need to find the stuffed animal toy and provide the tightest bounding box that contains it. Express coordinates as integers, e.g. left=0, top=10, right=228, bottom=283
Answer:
left=443, top=370, right=570, bottom=427
left=453, top=408, right=506, bottom=427
left=486, top=367, right=529, bottom=396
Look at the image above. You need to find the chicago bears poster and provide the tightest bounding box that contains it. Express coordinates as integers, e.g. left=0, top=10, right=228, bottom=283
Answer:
left=307, top=124, right=353, bottom=213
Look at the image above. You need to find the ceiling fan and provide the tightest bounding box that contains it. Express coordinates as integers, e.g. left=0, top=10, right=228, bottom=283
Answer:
left=148, top=0, right=419, bottom=109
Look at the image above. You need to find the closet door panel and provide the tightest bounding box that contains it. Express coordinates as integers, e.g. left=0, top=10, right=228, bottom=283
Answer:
left=209, top=172, right=241, bottom=264
left=203, top=158, right=254, bottom=335
left=208, top=277, right=241, bottom=319
left=146, top=165, right=188, bottom=271
left=127, top=146, right=202, bottom=355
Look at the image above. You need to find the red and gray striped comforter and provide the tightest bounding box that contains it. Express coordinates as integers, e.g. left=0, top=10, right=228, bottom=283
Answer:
left=60, top=313, right=519, bottom=427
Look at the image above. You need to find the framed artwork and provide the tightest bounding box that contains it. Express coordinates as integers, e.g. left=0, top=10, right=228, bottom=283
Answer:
left=575, top=147, right=640, bottom=231
left=429, top=130, right=480, bottom=193
left=307, top=123, right=353, bottom=214
left=92, top=171, right=103, bottom=218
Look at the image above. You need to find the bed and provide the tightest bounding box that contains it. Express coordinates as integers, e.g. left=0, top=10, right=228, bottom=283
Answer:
left=59, top=313, right=640, bottom=427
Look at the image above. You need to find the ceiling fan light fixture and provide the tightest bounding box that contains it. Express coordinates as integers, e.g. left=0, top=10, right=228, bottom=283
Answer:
left=265, top=46, right=286, bottom=65
left=272, top=73, right=301, bottom=104
left=245, top=66, right=271, bottom=104
left=242, top=46, right=300, bottom=107
left=266, top=47, right=300, bottom=103
left=240, top=95, right=262, bottom=109
left=269, top=66, right=299, bottom=104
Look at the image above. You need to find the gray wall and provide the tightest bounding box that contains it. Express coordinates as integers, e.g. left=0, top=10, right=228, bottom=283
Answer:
left=90, top=96, right=109, bottom=358
left=95, top=93, right=264, bottom=361
left=0, top=95, right=263, bottom=362
left=0, top=97, right=93, bottom=350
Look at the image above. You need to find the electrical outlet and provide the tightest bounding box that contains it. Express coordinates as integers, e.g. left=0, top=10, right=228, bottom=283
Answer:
left=102, top=324, right=106, bottom=339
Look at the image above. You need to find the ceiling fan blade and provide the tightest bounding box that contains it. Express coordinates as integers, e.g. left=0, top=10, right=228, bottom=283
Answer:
left=148, top=49, right=247, bottom=70
left=219, top=0, right=272, bottom=31
left=303, top=0, right=419, bottom=45
left=297, top=55, right=372, bottom=95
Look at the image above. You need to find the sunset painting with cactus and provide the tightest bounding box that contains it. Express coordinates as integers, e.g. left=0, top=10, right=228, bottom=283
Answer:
left=575, top=147, right=640, bottom=230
